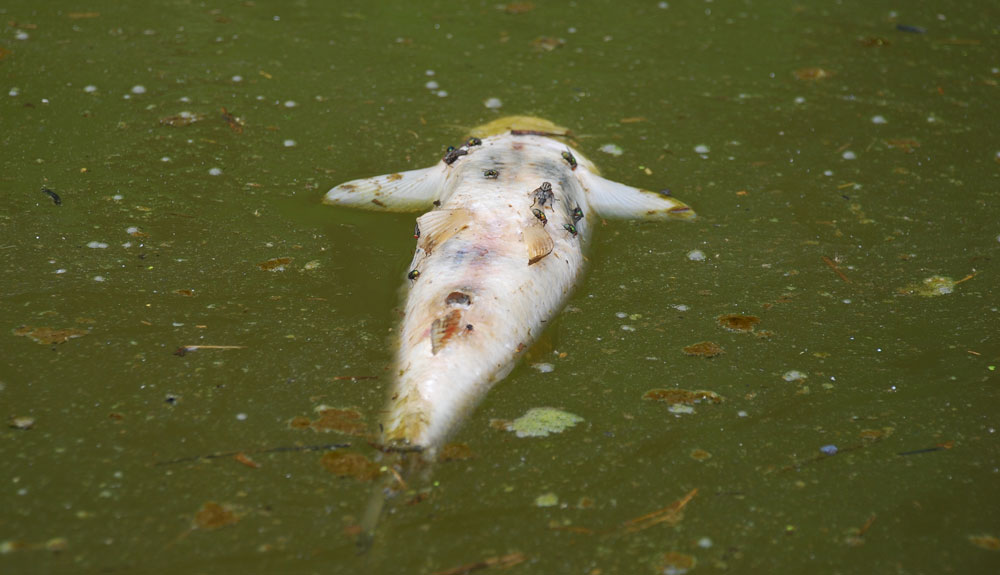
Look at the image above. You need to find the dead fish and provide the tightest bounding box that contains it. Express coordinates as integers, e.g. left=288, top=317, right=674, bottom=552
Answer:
left=324, top=116, right=694, bottom=456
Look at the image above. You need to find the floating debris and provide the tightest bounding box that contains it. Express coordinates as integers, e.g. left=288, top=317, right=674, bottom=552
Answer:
left=308, top=406, right=368, bottom=436
left=782, top=370, right=807, bottom=382
left=690, top=449, right=711, bottom=461
left=41, top=187, right=61, bottom=205
left=509, top=407, right=583, bottom=438
left=531, top=36, right=565, bottom=51
left=320, top=451, right=380, bottom=481
left=668, top=404, right=695, bottom=415
left=599, top=143, right=623, bottom=156
left=717, top=314, right=760, bottom=333
left=794, top=67, right=833, bottom=80
left=819, top=444, right=838, bottom=455
left=682, top=341, right=724, bottom=357
left=968, top=534, right=1000, bottom=551
left=901, top=275, right=957, bottom=296
left=534, top=492, right=559, bottom=507
left=643, top=389, right=723, bottom=405
left=8, top=416, right=35, bottom=430
left=431, top=552, right=526, bottom=575
left=193, top=502, right=240, bottom=530
left=623, top=488, right=697, bottom=533
left=686, top=249, right=706, bottom=262
left=658, top=551, right=697, bottom=575
left=257, top=257, right=292, bottom=271
left=530, top=362, right=554, bottom=373
left=483, top=97, right=503, bottom=109
left=13, top=326, right=88, bottom=345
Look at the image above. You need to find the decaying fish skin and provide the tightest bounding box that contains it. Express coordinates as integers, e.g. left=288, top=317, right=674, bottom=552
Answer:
left=324, top=116, right=694, bottom=457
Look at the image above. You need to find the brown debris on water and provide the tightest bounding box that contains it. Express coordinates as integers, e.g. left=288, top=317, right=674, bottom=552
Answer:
left=690, top=449, right=712, bottom=461
left=622, top=488, right=698, bottom=533
left=308, top=407, right=368, bottom=436
left=794, top=67, right=833, bottom=80
left=432, top=551, right=526, bottom=575
left=257, top=257, right=293, bottom=271
left=658, top=552, right=697, bottom=574
left=8, top=416, right=35, bottom=430
left=13, top=326, right=88, bottom=345
left=968, top=534, right=1000, bottom=551
left=320, top=451, right=380, bottom=481
left=643, top=389, right=723, bottom=405
left=717, top=314, right=760, bottom=333
left=193, top=502, right=241, bottom=530
left=682, top=341, right=725, bottom=357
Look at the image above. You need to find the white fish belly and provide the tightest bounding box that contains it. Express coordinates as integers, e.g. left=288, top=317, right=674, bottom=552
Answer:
left=384, top=141, right=589, bottom=451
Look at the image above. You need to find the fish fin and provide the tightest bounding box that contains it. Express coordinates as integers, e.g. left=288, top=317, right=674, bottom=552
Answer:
left=580, top=171, right=695, bottom=220
left=430, top=310, right=463, bottom=355
left=524, top=225, right=554, bottom=265
left=416, top=209, right=472, bottom=253
left=324, top=165, right=447, bottom=212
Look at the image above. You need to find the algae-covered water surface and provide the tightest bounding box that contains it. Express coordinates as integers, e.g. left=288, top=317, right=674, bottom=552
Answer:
left=2, top=2, right=998, bottom=574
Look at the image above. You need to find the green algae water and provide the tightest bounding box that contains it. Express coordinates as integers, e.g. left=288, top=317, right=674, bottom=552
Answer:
left=2, top=2, right=998, bottom=574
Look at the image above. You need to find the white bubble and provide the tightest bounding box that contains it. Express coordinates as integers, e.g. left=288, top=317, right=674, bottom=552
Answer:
left=160, top=156, right=171, bottom=162
left=231, top=75, right=243, bottom=82
left=15, top=31, right=29, bottom=41
left=425, top=80, right=439, bottom=90
left=694, top=144, right=710, bottom=154
left=483, top=97, right=502, bottom=109
left=871, top=115, right=887, bottom=124
left=84, top=85, right=98, bottom=93
left=87, top=241, right=109, bottom=249
left=131, top=85, right=147, bottom=95
left=425, top=69, right=435, bottom=76
left=841, top=150, right=856, bottom=160
left=672, top=304, right=689, bottom=312
left=436, top=90, right=448, bottom=98
left=208, top=168, right=222, bottom=176
left=55, top=269, right=66, bottom=274
left=794, top=96, right=806, bottom=104
left=126, top=226, right=140, bottom=235
left=236, top=413, right=248, bottom=421
left=621, top=325, right=636, bottom=332
left=531, top=363, right=555, bottom=373
left=93, top=276, right=106, bottom=282
left=283, top=139, right=296, bottom=147
left=283, top=100, right=297, bottom=108
left=687, top=249, right=706, bottom=261
left=9, top=87, right=20, bottom=97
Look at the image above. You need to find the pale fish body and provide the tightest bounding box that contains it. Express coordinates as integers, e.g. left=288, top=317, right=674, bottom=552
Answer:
left=324, top=117, right=693, bottom=455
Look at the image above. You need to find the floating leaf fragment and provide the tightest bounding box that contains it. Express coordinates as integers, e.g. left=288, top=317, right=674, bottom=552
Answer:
left=531, top=36, right=565, bottom=51
left=690, top=449, right=711, bottom=461
left=717, top=314, right=760, bottom=333
left=682, top=341, right=724, bottom=357
left=8, top=416, right=35, bottom=430
left=900, top=275, right=956, bottom=297
left=257, top=257, right=292, bottom=271
left=643, top=389, right=723, bottom=405
left=968, top=534, right=1000, bottom=551
left=509, top=407, right=583, bottom=438
left=13, top=326, right=88, bottom=344
left=193, top=502, right=240, bottom=530
left=534, top=492, right=559, bottom=507
left=320, top=451, right=380, bottom=481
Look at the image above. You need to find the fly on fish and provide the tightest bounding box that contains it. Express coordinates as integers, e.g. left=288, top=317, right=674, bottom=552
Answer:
left=324, top=116, right=694, bottom=457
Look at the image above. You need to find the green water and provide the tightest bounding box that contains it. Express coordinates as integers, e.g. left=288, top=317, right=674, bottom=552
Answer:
left=2, top=1, right=998, bottom=574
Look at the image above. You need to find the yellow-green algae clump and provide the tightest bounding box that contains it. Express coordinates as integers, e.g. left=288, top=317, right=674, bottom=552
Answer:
left=510, top=407, right=583, bottom=438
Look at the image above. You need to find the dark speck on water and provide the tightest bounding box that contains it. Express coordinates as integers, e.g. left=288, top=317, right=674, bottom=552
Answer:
left=896, top=24, right=927, bottom=34
left=41, top=187, right=61, bottom=205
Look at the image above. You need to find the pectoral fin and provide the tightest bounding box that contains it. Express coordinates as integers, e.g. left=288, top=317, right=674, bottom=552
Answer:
left=524, top=225, right=554, bottom=265
left=416, top=209, right=473, bottom=254
left=580, top=171, right=695, bottom=221
left=324, top=165, right=447, bottom=212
